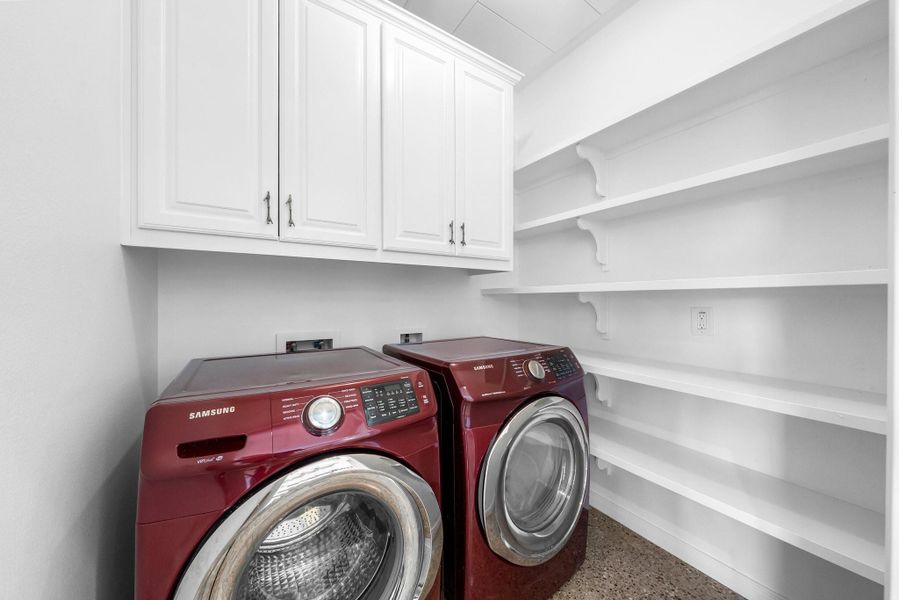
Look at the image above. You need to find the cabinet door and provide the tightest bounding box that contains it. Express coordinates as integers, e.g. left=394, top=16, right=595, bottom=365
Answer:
left=382, top=26, right=457, bottom=255
left=135, top=0, right=278, bottom=239
left=280, top=0, right=381, bottom=248
left=455, top=62, right=513, bottom=260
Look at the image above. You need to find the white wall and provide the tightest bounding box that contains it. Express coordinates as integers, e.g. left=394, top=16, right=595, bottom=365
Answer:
left=156, top=250, right=518, bottom=389
left=0, top=0, right=158, bottom=598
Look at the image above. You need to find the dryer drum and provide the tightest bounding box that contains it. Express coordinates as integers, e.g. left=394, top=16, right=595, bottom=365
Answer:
left=236, top=492, right=393, bottom=600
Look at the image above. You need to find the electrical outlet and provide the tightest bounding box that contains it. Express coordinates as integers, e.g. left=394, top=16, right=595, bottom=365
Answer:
left=393, top=327, right=425, bottom=345
left=285, top=338, right=333, bottom=352
left=399, top=332, right=423, bottom=344
left=275, top=330, right=341, bottom=353
left=691, top=307, right=713, bottom=336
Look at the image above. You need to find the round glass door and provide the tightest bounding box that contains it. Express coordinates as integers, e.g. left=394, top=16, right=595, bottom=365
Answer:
left=479, top=396, right=588, bottom=566
left=174, top=454, right=442, bottom=600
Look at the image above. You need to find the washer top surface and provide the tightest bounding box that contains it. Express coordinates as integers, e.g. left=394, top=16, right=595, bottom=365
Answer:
left=385, top=336, right=556, bottom=364
left=161, top=347, right=411, bottom=399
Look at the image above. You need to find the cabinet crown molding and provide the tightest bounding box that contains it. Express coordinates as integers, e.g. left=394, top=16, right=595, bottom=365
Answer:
left=350, top=0, right=523, bottom=84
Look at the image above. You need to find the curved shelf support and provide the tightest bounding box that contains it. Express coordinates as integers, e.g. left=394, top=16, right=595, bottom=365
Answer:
left=588, top=371, right=612, bottom=407
left=578, top=292, right=610, bottom=339
left=593, top=455, right=614, bottom=476
left=575, top=142, right=608, bottom=199
left=576, top=218, right=610, bottom=271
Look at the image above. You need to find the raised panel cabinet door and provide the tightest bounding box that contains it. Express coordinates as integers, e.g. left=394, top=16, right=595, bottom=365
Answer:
left=135, top=0, right=278, bottom=238
left=382, top=26, right=456, bottom=255
left=455, top=62, right=513, bottom=260
left=280, top=0, right=381, bottom=248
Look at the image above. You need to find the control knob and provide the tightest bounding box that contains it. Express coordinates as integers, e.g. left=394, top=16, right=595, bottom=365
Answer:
left=304, top=395, right=344, bottom=434
left=525, top=359, right=546, bottom=381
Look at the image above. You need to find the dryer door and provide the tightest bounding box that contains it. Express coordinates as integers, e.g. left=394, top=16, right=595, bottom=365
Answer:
left=174, top=453, right=442, bottom=600
left=479, top=396, right=588, bottom=566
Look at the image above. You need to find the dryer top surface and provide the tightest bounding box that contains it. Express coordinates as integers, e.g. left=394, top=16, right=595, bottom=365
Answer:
left=385, top=336, right=558, bottom=365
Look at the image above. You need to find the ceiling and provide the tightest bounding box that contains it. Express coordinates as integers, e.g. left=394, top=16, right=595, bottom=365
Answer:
left=391, top=0, right=628, bottom=77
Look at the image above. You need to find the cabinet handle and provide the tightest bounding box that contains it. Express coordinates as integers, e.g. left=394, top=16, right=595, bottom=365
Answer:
left=460, top=222, right=466, bottom=246
left=449, top=220, right=455, bottom=245
left=285, top=194, right=295, bottom=227
left=262, top=191, right=273, bottom=225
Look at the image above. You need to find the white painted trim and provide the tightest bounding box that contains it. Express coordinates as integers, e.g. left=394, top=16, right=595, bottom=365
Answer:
left=343, top=0, right=521, bottom=83
left=481, top=269, right=889, bottom=295
left=589, top=484, right=790, bottom=600
left=589, top=421, right=885, bottom=583
left=123, top=226, right=512, bottom=272
left=885, top=0, right=897, bottom=597
left=515, top=125, right=889, bottom=234
left=577, top=351, right=886, bottom=434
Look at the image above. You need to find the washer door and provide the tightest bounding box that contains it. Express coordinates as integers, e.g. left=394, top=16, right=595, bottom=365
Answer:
left=479, top=396, right=588, bottom=566
left=174, top=453, right=442, bottom=600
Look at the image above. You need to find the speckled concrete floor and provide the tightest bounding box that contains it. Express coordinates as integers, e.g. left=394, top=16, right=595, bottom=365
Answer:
left=550, top=509, right=744, bottom=600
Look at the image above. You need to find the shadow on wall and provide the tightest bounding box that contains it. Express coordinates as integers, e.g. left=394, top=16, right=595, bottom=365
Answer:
left=95, top=438, right=141, bottom=600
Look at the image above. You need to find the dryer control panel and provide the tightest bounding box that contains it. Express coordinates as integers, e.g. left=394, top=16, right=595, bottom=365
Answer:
left=545, top=350, right=579, bottom=380
left=451, top=348, right=584, bottom=402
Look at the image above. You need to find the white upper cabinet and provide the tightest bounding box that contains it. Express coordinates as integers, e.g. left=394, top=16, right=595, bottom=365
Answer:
left=135, top=0, right=279, bottom=239
left=126, top=0, right=521, bottom=270
left=455, top=62, right=513, bottom=260
left=382, top=26, right=456, bottom=255
left=279, top=0, right=381, bottom=248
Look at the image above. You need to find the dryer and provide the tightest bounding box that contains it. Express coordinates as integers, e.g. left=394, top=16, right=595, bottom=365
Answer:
left=136, top=347, right=443, bottom=600
left=383, top=337, right=588, bottom=600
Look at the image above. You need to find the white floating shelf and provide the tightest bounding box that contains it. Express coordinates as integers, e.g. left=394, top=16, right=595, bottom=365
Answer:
left=516, top=126, right=888, bottom=236
left=576, top=351, right=886, bottom=434
left=589, top=418, right=885, bottom=583
left=515, top=0, right=887, bottom=176
left=481, top=269, right=888, bottom=296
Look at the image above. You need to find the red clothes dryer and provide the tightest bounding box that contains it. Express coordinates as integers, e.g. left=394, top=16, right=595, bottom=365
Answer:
left=136, top=347, right=443, bottom=600
left=383, top=337, right=589, bottom=600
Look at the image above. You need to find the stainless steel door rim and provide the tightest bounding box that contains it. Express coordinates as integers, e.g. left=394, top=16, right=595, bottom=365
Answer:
left=479, top=396, right=588, bottom=566
left=174, top=453, right=443, bottom=600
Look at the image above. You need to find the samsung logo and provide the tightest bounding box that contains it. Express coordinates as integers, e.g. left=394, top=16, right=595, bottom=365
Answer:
left=473, top=364, right=494, bottom=371
left=189, top=406, right=236, bottom=420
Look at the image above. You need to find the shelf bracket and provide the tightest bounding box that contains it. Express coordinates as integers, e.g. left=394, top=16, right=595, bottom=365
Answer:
left=575, top=142, right=608, bottom=199
left=588, top=372, right=612, bottom=407
left=593, top=456, right=614, bottom=476
left=576, top=218, right=610, bottom=271
left=578, top=293, right=610, bottom=339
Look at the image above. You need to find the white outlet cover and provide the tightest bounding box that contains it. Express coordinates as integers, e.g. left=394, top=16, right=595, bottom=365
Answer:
left=691, top=307, right=713, bottom=336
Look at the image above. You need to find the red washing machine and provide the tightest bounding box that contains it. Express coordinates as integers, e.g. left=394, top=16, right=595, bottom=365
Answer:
left=383, top=337, right=589, bottom=600
left=136, top=347, right=443, bottom=600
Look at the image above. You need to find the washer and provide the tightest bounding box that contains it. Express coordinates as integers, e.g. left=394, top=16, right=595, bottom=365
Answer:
left=136, top=347, right=443, bottom=600
left=383, top=337, right=588, bottom=600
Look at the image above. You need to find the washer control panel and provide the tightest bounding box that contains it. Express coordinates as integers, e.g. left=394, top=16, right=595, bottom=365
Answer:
left=360, top=378, right=420, bottom=426
left=545, top=350, right=579, bottom=380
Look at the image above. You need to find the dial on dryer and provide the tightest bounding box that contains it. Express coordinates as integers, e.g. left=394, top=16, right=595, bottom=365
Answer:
left=526, top=359, right=546, bottom=381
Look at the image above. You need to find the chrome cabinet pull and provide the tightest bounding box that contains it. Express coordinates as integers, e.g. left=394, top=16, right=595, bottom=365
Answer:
left=285, top=194, right=295, bottom=227
left=460, top=222, right=466, bottom=246
left=449, top=220, right=455, bottom=245
left=262, top=191, right=273, bottom=225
